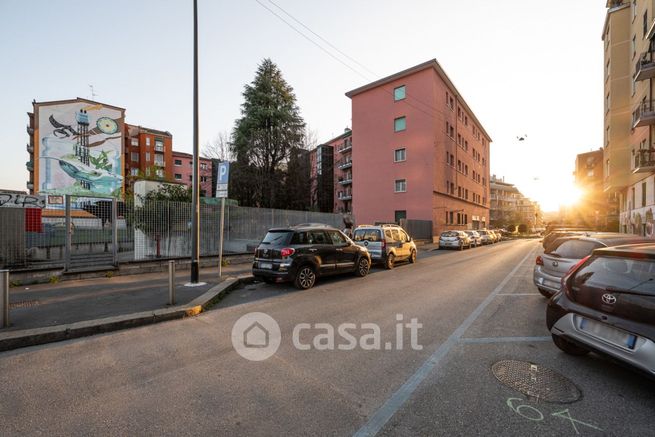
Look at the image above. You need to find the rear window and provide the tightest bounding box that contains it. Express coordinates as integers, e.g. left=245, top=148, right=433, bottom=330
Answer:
left=548, top=240, right=602, bottom=259
left=572, top=256, right=655, bottom=296
left=441, top=231, right=459, bottom=237
left=261, top=230, right=292, bottom=245
left=353, top=229, right=382, bottom=242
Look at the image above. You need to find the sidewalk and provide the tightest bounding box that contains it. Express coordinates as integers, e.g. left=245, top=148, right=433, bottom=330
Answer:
left=5, top=261, right=252, bottom=333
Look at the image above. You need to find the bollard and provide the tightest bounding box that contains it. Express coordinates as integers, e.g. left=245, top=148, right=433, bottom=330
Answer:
left=1, top=270, right=9, bottom=328
left=168, top=261, right=176, bottom=305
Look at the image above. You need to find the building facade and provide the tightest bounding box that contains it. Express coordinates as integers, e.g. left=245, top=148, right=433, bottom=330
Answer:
left=346, top=59, right=491, bottom=237
left=573, top=149, right=610, bottom=229
left=124, top=124, right=173, bottom=192
left=604, top=0, right=655, bottom=236
left=490, top=175, right=542, bottom=232
left=309, top=143, right=335, bottom=213
left=171, top=151, right=214, bottom=196
left=330, top=130, right=353, bottom=213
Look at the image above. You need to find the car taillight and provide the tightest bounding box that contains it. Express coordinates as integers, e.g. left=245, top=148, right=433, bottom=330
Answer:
left=381, top=240, right=386, bottom=250
left=561, top=255, right=591, bottom=299
left=280, top=248, right=295, bottom=258
left=536, top=256, right=543, bottom=266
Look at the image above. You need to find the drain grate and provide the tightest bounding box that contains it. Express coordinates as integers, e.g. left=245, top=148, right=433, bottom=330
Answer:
left=492, top=360, right=581, bottom=403
left=10, top=300, right=40, bottom=309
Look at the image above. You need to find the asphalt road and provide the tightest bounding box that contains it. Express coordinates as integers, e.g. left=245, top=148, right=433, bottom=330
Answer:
left=0, top=239, right=653, bottom=436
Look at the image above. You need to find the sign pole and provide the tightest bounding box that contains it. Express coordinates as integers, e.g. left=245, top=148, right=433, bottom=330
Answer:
left=218, top=196, right=225, bottom=279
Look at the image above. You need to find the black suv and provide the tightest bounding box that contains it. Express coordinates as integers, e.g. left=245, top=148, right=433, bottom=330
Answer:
left=547, top=243, right=655, bottom=378
left=252, top=224, right=371, bottom=289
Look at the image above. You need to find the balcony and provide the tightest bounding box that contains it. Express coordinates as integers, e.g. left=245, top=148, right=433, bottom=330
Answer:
left=633, top=149, right=655, bottom=173
left=338, top=140, right=352, bottom=154
left=338, top=191, right=352, bottom=201
left=26, top=182, right=33, bottom=190
left=26, top=126, right=34, bottom=135
left=632, top=100, right=655, bottom=128
left=635, top=51, right=655, bottom=81
left=26, top=160, right=33, bottom=171
left=26, top=143, right=33, bottom=154
left=337, top=158, right=352, bottom=170
left=154, top=160, right=166, bottom=168
left=338, top=176, right=352, bottom=185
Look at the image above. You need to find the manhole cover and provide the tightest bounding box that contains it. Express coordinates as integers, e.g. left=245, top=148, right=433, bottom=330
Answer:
left=10, top=300, right=40, bottom=309
left=492, top=360, right=581, bottom=403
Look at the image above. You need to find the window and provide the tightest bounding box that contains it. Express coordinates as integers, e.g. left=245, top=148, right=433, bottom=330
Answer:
left=156, top=169, right=163, bottom=178
left=633, top=0, right=637, bottom=21
left=394, top=85, right=406, bottom=101
left=145, top=152, right=151, bottom=162
left=465, top=189, right=469, bottom=200
left=328, top=230, right=347, bottom=245
left=643, top=182, right=647, bottom=207
left=464, top=140, right=468, bottom=151
left=131, top=138, right=138, bottom=146
left=395, top=179, right=407, bottom=193
left=154, top=155, right=164, bottom=166
left=394, top=116, right=406, bottom=132
left=644, top=10, right=649, bottom=37
left=395, top=210, right=407, bottom=224
left=130, top=168, right=139, bottom=176
left=394, top=148, right=406, bottom=162
left=464, top=164, right=468, bottom=176
left=145, top=137, right=151, bottom=146
left=174, top=173, right=182, bottom=180
left=189, top=175, right=192, bottom=181
left=464, top=116, right=468, bottom=126
left=482, top=177, right=486, bottom=187
left=146, top=168, right=150, bottom=176
left=458, top=186, right=462, bottom=197
left=200, top=162, right=208, bottom=170
left=131, top=152, right=139, bottom=162
left=446, top=92, right=454, bottom=110
left=449, top=211, right=454, bottom=224
left=174, top=159, right=182, bottom=166
left=632, top=35, right=636, bottom=59
left=200, top=176, right=207, bottom=182
left=606, top=59, right=610, bottom=78
left=154, top=139, right=164, bottom=152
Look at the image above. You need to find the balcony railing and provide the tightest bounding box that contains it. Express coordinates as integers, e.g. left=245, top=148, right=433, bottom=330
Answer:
left=338, top=191, right=352, bottom=200
left=26, top=143, right=33, bottom=154
left=635, top=51, right=655, bottom=81
left=632, top=100, right=655, bottom=128
left=338, top=140, right=352, bottom=153
left=338, top=175, right=352, bottom=185
left=337, top=158, right=352, bottom=169
left=154, top=160, right=166, bottom=168
left=633, top=149, right=655, bottom=173
left=26, top=182, right=33, bottom=190
left=25, top=160, right=33, bottom=171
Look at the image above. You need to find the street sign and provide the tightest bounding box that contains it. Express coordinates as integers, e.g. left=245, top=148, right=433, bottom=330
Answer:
left=216, top=162, right=230, bottom=199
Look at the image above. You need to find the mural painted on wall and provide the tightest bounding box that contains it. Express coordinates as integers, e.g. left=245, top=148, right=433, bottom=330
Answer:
left=38, top=101, right=123, bottom=197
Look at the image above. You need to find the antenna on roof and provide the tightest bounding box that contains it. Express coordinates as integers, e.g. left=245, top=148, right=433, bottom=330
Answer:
left=88, top=84, right=98, bottom=100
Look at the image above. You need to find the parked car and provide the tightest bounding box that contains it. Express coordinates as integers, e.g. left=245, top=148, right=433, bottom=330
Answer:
left=352, top=224, right=417, bottom=269
left=542, top=229, right=591, bottom=250
left=439, top=230, right=472, bottom=250
left=534, top=233, right=649, bottom=298
left=477, top=230, right=494, bottom=245
left=464, top=230, right=482, bottom=247
left=491, top=230, right=503, bottom=242
left=252, top=224, right=371, bottom=290
left=547, top=243, right=655, bottom=378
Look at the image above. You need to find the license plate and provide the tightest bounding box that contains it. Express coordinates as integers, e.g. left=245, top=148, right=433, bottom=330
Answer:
left=579, top=318, right=637, bottom=349
left=259, top=262, right=273, bottom=270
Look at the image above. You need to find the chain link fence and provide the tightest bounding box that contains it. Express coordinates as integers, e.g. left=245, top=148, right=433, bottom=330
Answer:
left=0, top=197, right=343, bottom=270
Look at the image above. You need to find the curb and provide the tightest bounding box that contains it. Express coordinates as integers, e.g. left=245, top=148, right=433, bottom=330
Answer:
left=0, top=275, right=253, bottom=353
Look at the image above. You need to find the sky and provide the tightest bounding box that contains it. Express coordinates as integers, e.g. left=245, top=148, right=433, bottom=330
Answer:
left=0, top=0, right=607, bottom=211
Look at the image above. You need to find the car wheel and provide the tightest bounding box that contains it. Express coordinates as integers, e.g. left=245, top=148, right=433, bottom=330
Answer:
left=409, top=250, right=417, bottom=263
left=354, top=257, right=370, bottom=277
left=538, top=287, right=554, bottom=298
left=263, top=277, right=275, bottom=284
left=459, top=242, right=464, bottom=251
left=552, top=334, right=590, bottom=356
left=385, top=253, right=395, bottom=269
left=294, top=265, right=316, bottom=290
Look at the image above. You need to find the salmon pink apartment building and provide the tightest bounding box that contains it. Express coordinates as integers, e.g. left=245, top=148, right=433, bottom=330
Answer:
left=345, top=59, right=492, bottom=237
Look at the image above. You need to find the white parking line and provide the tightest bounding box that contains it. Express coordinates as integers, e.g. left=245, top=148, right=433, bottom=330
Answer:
left=353, top=244, right=537, bottom=437
left=496, top=293, right=542, bottom=296
left=459, top=336, right=551, bottom=344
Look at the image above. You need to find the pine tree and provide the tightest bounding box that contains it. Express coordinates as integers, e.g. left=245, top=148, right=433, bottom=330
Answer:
left=231, top=59, right=306, bottom=208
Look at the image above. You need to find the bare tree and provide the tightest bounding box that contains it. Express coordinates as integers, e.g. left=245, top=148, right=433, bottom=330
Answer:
left=202, top=131, right=232, bottom=161
left=304, top=125, right=320, bottom=150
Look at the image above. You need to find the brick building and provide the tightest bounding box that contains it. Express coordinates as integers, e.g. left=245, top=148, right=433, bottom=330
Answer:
left=124, top=124, right=173, bottom=191
left=171, top=151, right=214, bottom=196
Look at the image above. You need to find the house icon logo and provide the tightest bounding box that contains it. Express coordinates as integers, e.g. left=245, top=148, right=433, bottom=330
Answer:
left=243, top=321, right=269, bottom=348
left=231, top=312, right=281, bottom=361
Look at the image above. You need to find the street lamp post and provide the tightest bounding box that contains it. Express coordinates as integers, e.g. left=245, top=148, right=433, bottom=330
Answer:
left=190, top=0, right=200, bottom=283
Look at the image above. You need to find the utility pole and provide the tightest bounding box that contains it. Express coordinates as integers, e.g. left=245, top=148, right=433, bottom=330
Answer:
left=190, top=0, right=200, bottom=283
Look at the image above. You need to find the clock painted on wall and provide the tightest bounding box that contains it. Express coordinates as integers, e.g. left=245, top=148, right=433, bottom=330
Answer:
left=96, top=117, right=119, bottom=135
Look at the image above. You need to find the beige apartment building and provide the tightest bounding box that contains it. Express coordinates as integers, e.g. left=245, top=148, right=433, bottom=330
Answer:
left=604, top=0, right=655, bottom=236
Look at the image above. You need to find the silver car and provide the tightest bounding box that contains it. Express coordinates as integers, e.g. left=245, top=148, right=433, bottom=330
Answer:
left=477, top=230, right=494, bottom=245
left=352, top=224, right=417, bottom=269
left=464, top=230, right=482, bottom=247
left=534, top=233, right=650, bottom=298
left=439, top=230, right=472, bottom=250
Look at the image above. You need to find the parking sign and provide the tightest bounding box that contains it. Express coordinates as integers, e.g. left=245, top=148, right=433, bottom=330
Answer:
left=216, top=162, right=230, bottom=198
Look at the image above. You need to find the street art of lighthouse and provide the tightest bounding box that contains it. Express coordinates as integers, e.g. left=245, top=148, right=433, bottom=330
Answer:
left=37, top=100, right=124, bottom=197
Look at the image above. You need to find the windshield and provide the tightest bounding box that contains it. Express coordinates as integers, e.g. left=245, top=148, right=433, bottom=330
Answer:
left=441, top=231, right=459, bottom=237
left=572, top=256, right=655, bottom=296
left=547, top=240, right=603, bottom=259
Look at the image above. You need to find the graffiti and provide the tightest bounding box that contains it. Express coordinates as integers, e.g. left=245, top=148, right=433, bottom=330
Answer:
left=38, top=101, right=124, bottom=197
left=0, top=193, right=45, bottom=208
left=506, top=398, right=603, bottom=434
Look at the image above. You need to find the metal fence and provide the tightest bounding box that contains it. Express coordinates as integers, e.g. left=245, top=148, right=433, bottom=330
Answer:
left=400, top=219, right=433, bottom=241
left=0, top=196, right=343, bottom=270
